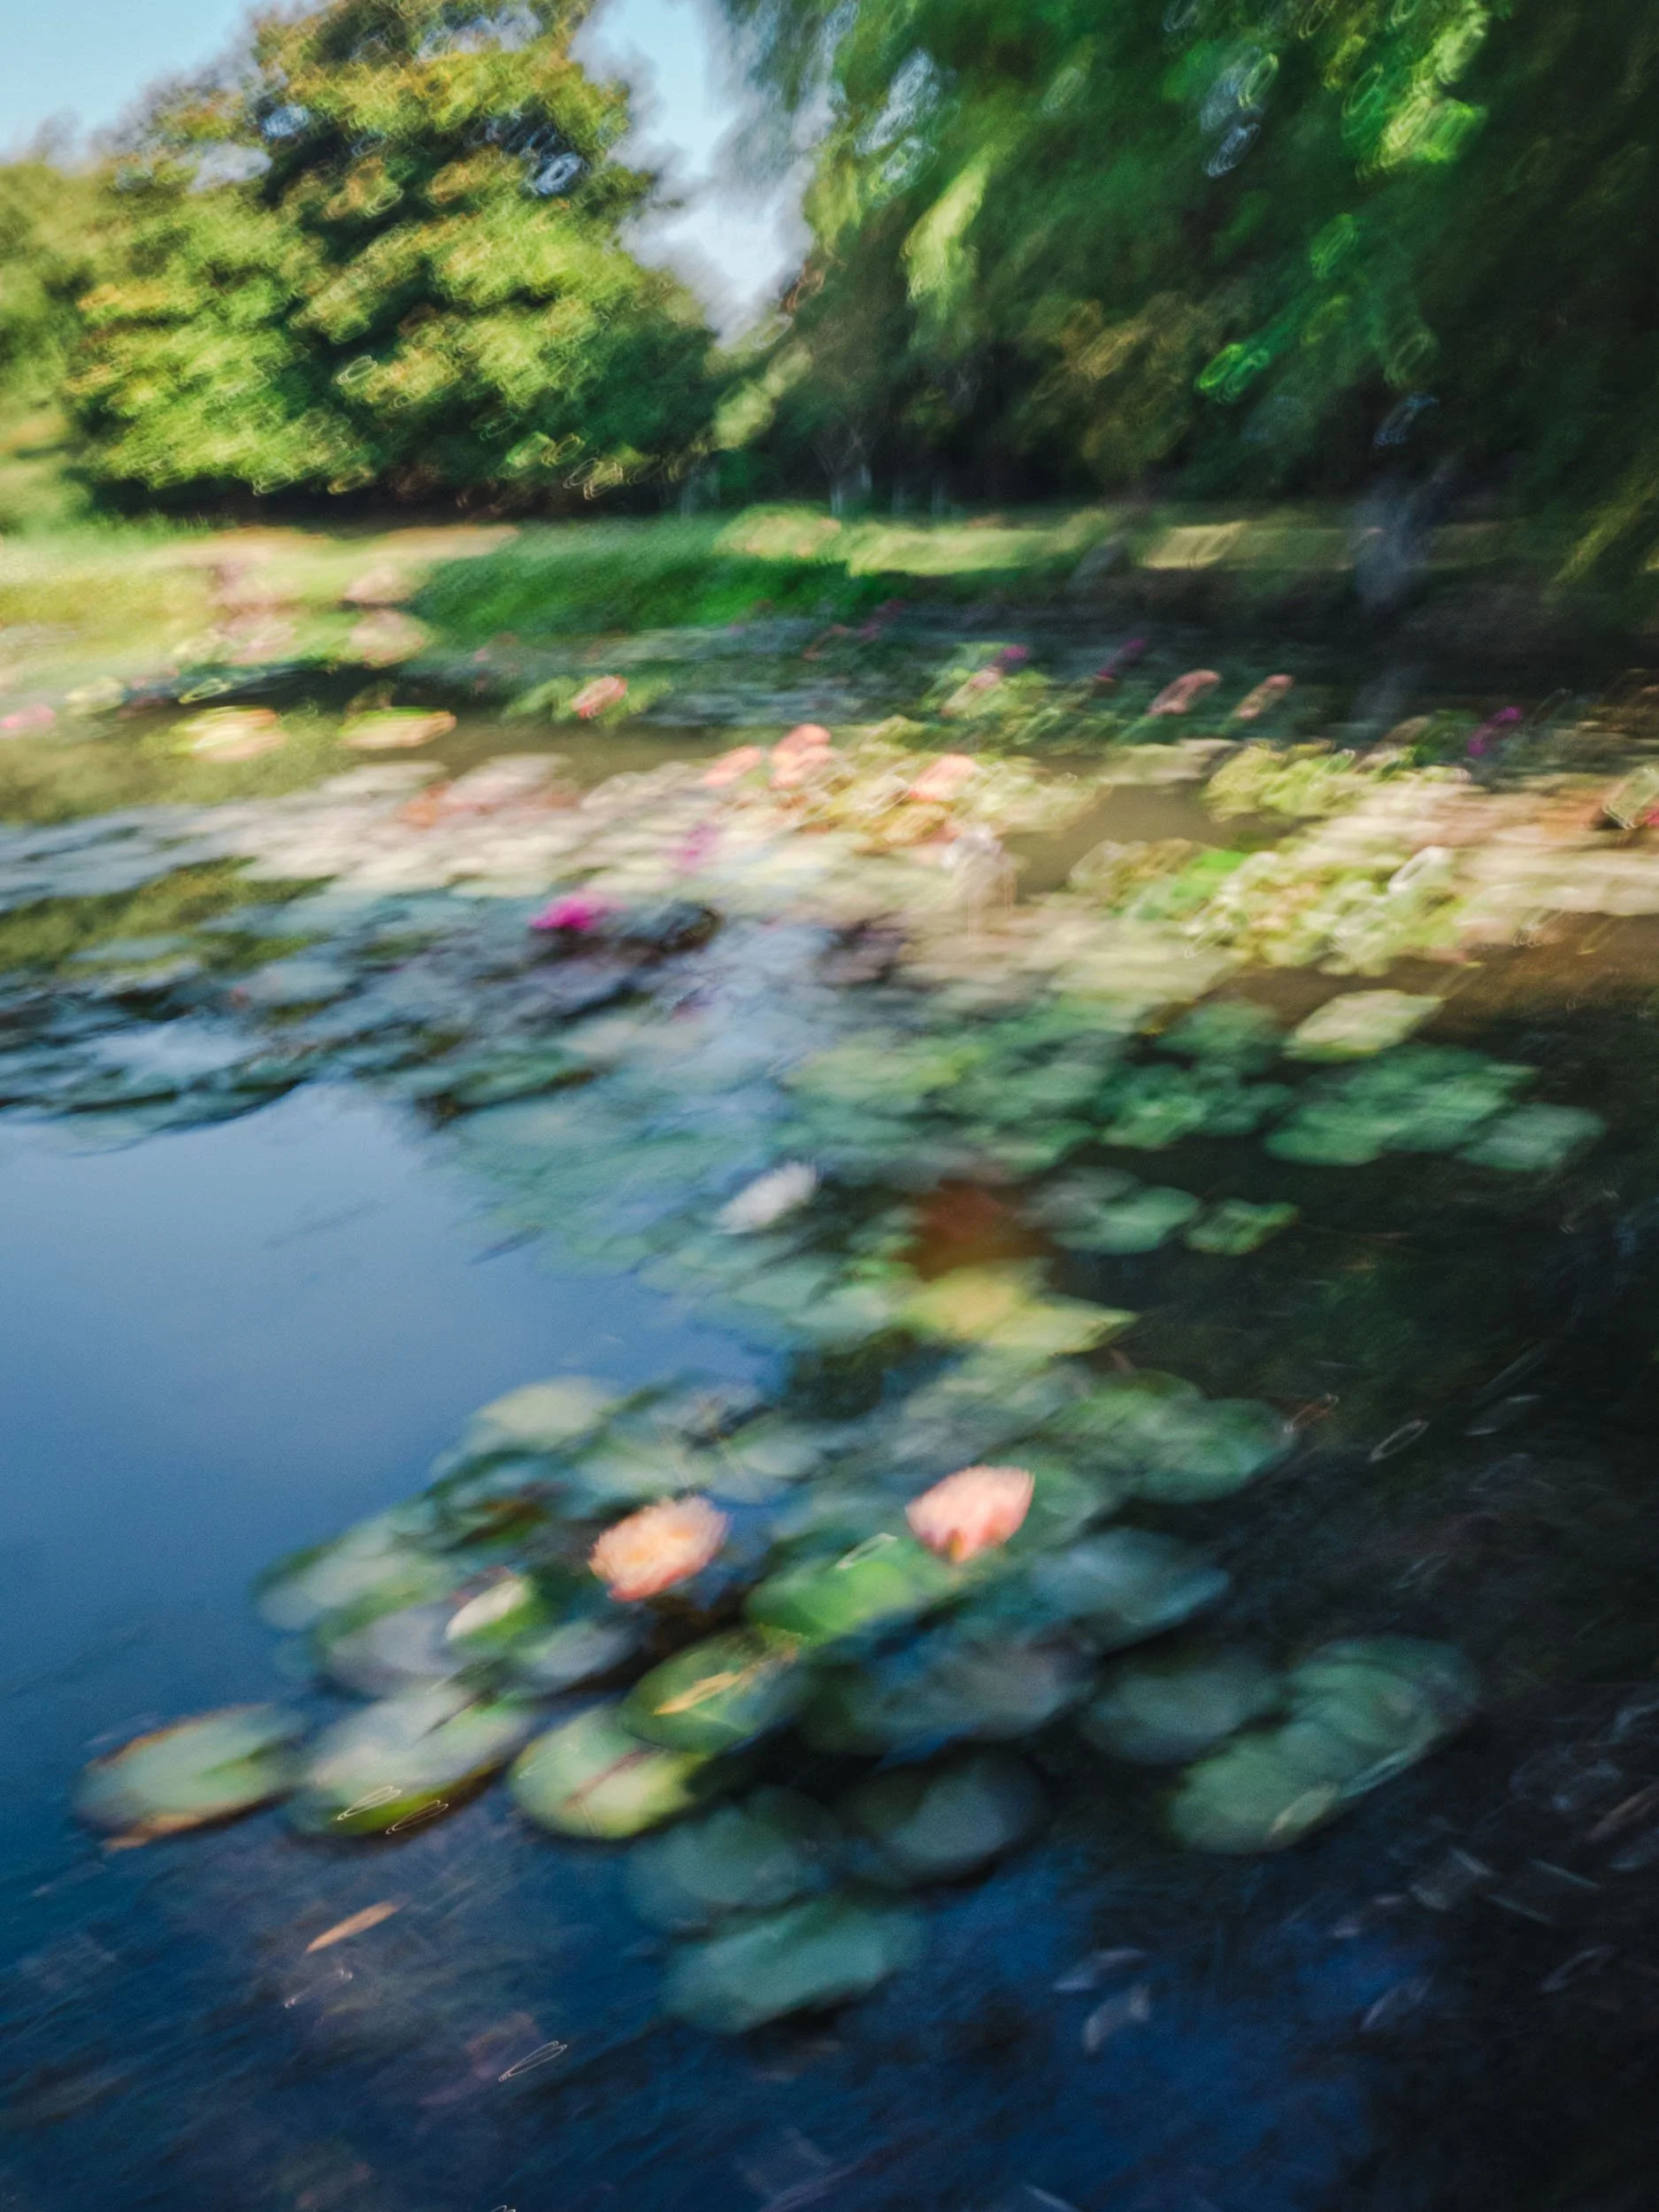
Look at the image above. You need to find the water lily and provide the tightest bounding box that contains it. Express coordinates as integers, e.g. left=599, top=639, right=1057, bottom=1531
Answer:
left=717, top=1162, right=820, bottom=1233
left=905, top=1464, right=1034, bottom=1563
left=589, top=1495, right=729, bottom=1602
left=772, top=724, right=836, bottom=787
left=702, top=745, right=765, bottom=787
left=0, top=703, right=58, bottom=734
left=1466, top=705, right=1522, bottom=757
left=529, top=892, right=617, bottom=934
left=1233, top=674, right=1294, bottom=721
left=910, top=753, right=979, bottom=803
left=572, top=675, right=628, bottom=720
left=1149, top=670, right=1222, bottom=716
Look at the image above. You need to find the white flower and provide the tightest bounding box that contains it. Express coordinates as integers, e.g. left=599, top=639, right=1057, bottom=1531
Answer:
left=716, top=1163, right=820, bottom=1235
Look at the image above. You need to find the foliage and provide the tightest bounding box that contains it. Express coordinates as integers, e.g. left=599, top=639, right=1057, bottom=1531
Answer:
left=718, top=0, right=1659, bottom=578
left=61, top=0, right=718, bottom=503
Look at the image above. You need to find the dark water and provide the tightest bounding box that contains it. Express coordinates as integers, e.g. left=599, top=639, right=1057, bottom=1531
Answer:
left=4, top=721, right=1659, bottom=2211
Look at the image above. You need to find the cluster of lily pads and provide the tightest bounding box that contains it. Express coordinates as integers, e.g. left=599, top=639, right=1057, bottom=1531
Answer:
left=75, top=1356, right=1478, bottom=2033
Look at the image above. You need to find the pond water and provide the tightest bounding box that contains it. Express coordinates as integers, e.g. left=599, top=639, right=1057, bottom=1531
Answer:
left=4, top=664, right=1659, bottom=2212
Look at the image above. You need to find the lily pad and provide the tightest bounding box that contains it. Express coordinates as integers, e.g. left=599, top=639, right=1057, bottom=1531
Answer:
left=508, top=1614, right=642, bottom=1692
left=442, top=1376, right=620, bottom=1473
left=803, top=1627, right=1089, bottom=1755
left=256, top=1518, right=453, bottom=1633
left=77, top=1706, right=303, bottom=1840
left=1022, top=1530, right=1228, bottom=1650
left=1461, top=1103, right=1604, bottom=1172
left=1285, top=992, right=1441, bottom=1061
left=747, top=1532, right=960, bottom=1645
left=899, top=1263, right=1133, bottom=1357
left=1166, top=1636, right=1479, bottom=1852
left=662, top=1892, right=925, bottom=2034
left=288, top=1686, right=538, bottom=1836
left=1051, top=1183, right=1202, bottom=1255
left=1158, top=1001, right=1283, bottom=1071
left=842, top=1751, right=1046, bottom=1883
left=1080, top=1649, right=1282, bottom=1764
left=620, top=1632, right=807, bottom=1754
left=624, top=1788, right=840, bottom=1932
left=1183, top=1200, right=1299, bottom=1255
left=509, top=1702, right=711, bottom=1839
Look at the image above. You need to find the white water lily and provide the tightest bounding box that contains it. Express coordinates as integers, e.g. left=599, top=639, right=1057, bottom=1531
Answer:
left=716, top=1162, right=820, bottom=1234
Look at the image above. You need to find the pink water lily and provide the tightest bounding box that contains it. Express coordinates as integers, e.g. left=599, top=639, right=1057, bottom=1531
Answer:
left=1467, top=706, right=1523, bottom=757
left=771, top=723, right=836, bottom=787
left=589, top=1496, right=729, bottom=1602
left=1149, top=670, right=1221, bottom=716
left=530, top=892, right=617, bottom=934
left=572, top=676, right=628, bottom=720
left=702, top=744, right=765, bottom=788
left=0, top=703, right=56, bottom=734
left=910, top=753, right=979, bottom=803
left=1095, top=637, right=1148, bottom=684
left=906, top=1464, right=1034, bottom=1564
left=1233, top=674, right=1294, bottom=721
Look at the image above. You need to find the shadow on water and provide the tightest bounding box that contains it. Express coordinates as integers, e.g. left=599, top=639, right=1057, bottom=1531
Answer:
left=3, top=708, right=1659, bottom=2209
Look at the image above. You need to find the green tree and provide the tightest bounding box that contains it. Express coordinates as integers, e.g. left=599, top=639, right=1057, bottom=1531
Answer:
left=67, top=0, right=718, bottom=503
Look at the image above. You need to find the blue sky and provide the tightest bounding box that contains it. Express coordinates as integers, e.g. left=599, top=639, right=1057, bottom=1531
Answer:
left=0, top=0, right=805, bottom=334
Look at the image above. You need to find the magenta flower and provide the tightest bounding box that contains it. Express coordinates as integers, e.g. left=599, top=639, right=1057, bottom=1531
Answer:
left=530, top=892, right=617, bottom=934
left=1467, top=707, right=1523, bottom=757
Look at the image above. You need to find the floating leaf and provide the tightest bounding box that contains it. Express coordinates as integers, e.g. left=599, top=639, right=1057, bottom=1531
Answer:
left=899, top=1263, right=1133, bottom=1356
left=748, top=1532, right=960, bottom=1645
left=1285, top=992, right=1441, bottom=1061
left=509, top=1703, right=710, bottom=1838
left=1167, top=1637, right=1478, bottom=1852
left=1080, top=1649, right=1282, bottom=1764
left=842, top=1751, right=1046, bottom=1882
left=1183, top=1200, right=1299, bottom=1254
left=77, top=1706, right=303, bottom=1841
left=620, top=1632, right=806, bottom=1754
left=624, top=1789, right=840, bottom=1932
left=1461, top=1103, right=1604, bottom=1172
left=1021, top=1530, right=1228, bottom=1650
left=288, top=1686, right=537, bottom=1836
left=662, top=1893, right=924, bottom=2033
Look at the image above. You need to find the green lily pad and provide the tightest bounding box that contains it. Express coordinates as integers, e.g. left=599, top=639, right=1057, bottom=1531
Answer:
left=842, top=1751, right=1046, bottom=1883
left=803, top=1628, right=1089, bottom=1756
left=899, top=1263, right=1133, bottom=1357
left=662, top=1892, right=925, bottom=2034
left=747, top=1532, right=960, bottom=1645
left=1125, top=1396, right=1295, bottom=1504
left=1460, top=1103, right=1604, bottom=1172
left=77, top=1706, right=303, bottom=1840
left=1285, top=992, right=1441, bottom=1061
left=620, top=1632, right=807, bottom=1754
left=624, top=1788, right=841, bottom=1932
left=1080, top=1649, right=1282, bottom=1764
left=1158, top=1001, right=1283, bottom=1071
left=1098, top=1069, right=1211, bottom=1149
left=256, top=1517, right=453, bottom=1633
left=442, top=1376, right=621, bottom=1474
left=1022, top=1530, right=1228, bottom=1650
left=1183, top=1200, right=1299, bottom=1254
left=1167, top=1636, right=1479, bottom=1852
left=1264, top=1102, right=1397, bottom=1165
left=508, top=1702, right=711, bottom=1838
left=1051, top=1183, right=1202, bottom=1254
left=508, top=1614, right=642, bottom=1692
left=288, top=1686, right=538, bottom=1836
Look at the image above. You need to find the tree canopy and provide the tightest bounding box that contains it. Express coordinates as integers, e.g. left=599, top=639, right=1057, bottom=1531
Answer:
left=63, top=0, right=718, bottom=502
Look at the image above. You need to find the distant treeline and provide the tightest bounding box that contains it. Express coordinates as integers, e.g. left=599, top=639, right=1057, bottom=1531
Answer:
left=3, top=0, right=1659, bottom=581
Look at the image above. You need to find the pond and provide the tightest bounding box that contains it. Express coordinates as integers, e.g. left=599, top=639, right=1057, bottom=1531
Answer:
left=4, top=618, right=1659, bottom=2212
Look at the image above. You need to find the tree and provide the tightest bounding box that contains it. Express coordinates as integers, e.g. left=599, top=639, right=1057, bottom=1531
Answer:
left=66, top=0, right=718, bottom=503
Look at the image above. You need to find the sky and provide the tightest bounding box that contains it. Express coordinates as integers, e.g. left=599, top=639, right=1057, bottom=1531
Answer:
left=0, top=0, right=807, bottom=334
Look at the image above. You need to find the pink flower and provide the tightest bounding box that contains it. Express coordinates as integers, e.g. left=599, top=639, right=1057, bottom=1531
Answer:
left=771, top=724, right=836, bottom=787
left=1096, top=637, right=1148, bottom=684
left=905, top=1464, right=1034, bottom=1564
left=702, top=745, right=765, bottom=788
left=995, top=645, right=1031, bottom=668
left=1148, top=669, right=1221, bottom=716
left=910, top=753, right=979, bottom=803
left=674, top=821, right=721, bottom=871
left=572, top=676, right=627, bottom=720
left=589, top=1495, right=729, bottom=1602
left=1233, top=674, right=1294, bottom=722
left=0, top=703, right=56, bottom=734
left=1467, top=706, right=1523, bottom=757
left=530, top=892, right=617, bottom=934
